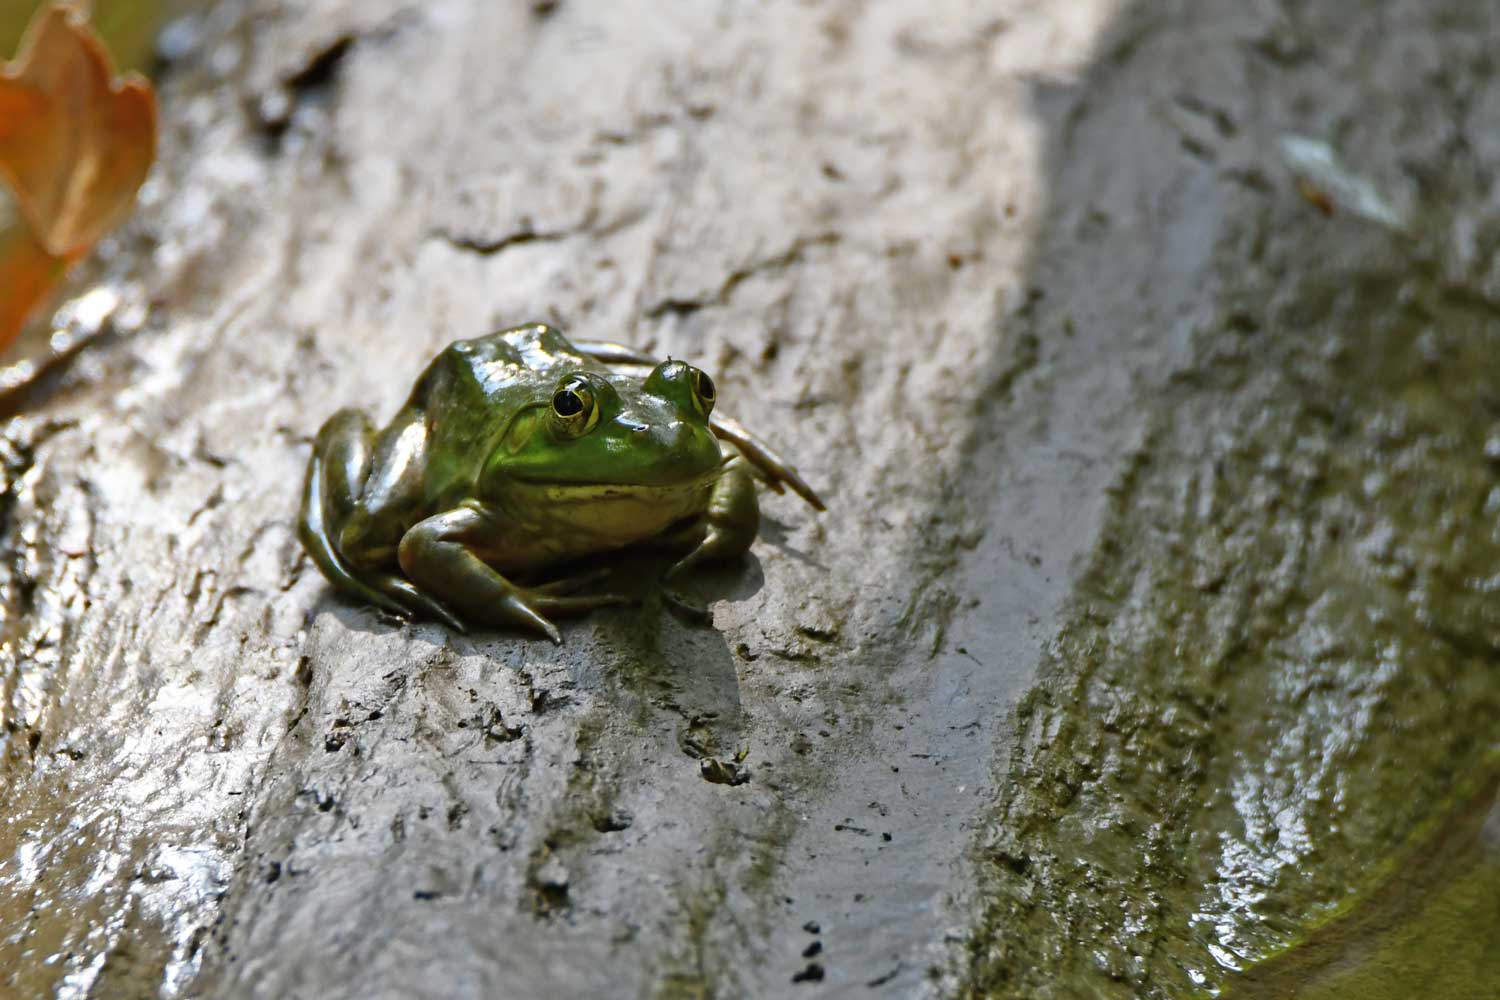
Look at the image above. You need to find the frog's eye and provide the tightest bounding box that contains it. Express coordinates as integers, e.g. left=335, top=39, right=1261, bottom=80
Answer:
left=689, top=367, right=716, bottom=417
left=551, top=377, right=600, bottom=436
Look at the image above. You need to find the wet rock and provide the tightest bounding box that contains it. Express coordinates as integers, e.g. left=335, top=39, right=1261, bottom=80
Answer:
left=3, top=1, right=1493, bottom=999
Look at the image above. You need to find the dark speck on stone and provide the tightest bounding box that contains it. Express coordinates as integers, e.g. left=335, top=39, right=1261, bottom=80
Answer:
left=792, top=963, right=825, bottom=984
left=592, top=808, right=634, bottom=833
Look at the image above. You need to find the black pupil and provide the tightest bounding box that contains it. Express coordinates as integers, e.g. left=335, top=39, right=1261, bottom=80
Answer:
left=554, top=389, right=584, bottom=416
left=697, top=372, right=715, bottom=400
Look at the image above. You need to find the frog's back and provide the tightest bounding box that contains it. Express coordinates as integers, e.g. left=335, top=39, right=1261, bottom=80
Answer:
left=432, top=324, right=602, bottom=394
left=491, top=323, right=606, bottom=376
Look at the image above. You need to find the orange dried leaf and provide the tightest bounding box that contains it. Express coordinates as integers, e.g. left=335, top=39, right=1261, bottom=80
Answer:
left=0, top=214, right=67, bottom=349
left=0, top=3, right=157, bottom=257
left=0, top=82, right=45, bottom=126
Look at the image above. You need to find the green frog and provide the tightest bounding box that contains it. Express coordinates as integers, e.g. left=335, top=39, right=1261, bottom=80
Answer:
left=299, top=324, right=824, bottom=642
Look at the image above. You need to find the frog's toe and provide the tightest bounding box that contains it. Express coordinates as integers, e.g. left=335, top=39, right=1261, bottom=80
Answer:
left=380, top=575, right=468, bottom=633
left=530, top=567, right=615, bottom=596
left=528, top=592, right=632, bottom=615
left=662, top=587, right=712, bottom=625
left=490, top=590, right=628, bottom=644
left=492, top=594, right=563, bottom=644
left=663, top=551, right=701, bottom=583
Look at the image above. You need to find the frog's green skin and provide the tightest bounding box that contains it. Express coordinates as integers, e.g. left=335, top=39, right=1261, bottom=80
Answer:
left=299, top=324, right=824, bottom=643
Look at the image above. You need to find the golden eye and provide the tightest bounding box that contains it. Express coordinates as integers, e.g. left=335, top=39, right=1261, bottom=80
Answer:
left=690, top=367, right=716, bottom=417
left=551, top=377, right=599, bottom=434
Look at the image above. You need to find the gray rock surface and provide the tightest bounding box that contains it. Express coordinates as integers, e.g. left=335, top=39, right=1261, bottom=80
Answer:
left=0, top=2, right=1119, bottom=995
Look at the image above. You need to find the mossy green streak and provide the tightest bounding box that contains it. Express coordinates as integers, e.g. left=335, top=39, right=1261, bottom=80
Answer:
left=960, top=266, right=1500, bottom=997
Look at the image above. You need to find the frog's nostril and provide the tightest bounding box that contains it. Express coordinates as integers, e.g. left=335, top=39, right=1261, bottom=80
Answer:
left=626, top=420, right=650, bottom=433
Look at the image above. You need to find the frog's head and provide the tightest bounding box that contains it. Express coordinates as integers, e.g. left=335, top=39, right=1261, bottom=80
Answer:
left=481, top=359, right=724, bottom=522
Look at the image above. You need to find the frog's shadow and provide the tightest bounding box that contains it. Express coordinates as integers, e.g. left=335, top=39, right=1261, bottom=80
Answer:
left=317, top=550, right=758, bottom=759
left=756, top=514, right=827, bottom=573
left=592, top=556, right=754, bottom=768
left=317, top=545, right=766, bottom=635
left=680, top=549, right=767, bottom=605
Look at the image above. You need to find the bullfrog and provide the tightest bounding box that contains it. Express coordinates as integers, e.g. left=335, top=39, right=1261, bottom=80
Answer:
left=298, top=324, right=824, bottom=642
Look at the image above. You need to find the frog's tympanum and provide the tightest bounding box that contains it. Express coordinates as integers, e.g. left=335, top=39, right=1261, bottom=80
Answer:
left=299, top=324, right=824, bottom=642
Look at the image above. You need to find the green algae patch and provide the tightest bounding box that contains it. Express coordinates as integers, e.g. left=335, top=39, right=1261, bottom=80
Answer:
left=1224, top=756, right=1500, bottom=1000
left=958, top=268, right=1500, bottom=998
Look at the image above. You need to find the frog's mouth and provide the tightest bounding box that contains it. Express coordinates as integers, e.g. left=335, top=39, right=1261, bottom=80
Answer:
left=510, top=470, right=718, bottom=504
left=508, top=458, right=724, bottom=497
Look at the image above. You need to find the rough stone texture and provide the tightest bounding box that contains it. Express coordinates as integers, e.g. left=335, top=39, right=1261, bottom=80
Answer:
left=3, top=1, right=1498, bottom=999
left=0, top=1, right=1121, bottom=996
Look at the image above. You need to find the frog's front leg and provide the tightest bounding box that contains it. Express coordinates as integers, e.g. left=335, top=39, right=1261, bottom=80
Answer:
left=398, top=505, right=629, bottom=644
left=665, top=442, right=761, bottom=583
